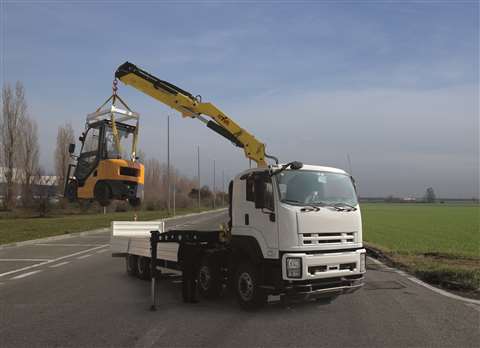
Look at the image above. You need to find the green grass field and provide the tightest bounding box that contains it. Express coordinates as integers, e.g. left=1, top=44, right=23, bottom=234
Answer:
left=361, top=203, right=479, bottom=291
left=0, top=207, right=209, bottom=245
left=1, top=202, right=478, bottom=292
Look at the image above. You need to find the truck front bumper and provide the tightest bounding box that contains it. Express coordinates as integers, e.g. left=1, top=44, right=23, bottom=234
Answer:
left=282, top=274, right=364, bottom=301
left=260, top=249, right=366, bottom=300
left=282, top=248, right=366, bottom=281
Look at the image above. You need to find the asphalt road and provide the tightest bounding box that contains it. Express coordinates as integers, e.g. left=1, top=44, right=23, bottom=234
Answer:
left=0, top=210, right=478, bottom=348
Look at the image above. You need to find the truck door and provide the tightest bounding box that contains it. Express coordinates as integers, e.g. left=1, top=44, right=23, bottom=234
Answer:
left=74, top=126, right=101, bottom=186
left=245, top=174, right=278, bottom=252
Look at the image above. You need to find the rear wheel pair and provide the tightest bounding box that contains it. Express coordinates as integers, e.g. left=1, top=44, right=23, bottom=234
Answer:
left=126, top=254, right=151, bottom=280
left=95, top=183, right=142, bottom=207
left=197, top=255, right=223, bottom=299
left=126, top=255, right=267, bottom=309
left=128, top=197, right=142, bottom=207
left=94, top=182, right=111, bottom=207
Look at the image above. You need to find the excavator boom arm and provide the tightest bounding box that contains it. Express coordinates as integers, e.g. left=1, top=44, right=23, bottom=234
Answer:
left=115, top=62, right=267, bottom=166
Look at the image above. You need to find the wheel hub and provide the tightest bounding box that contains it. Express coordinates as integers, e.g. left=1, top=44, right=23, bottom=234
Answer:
left=199, top=266, right=211, bottom=290
left=238, top=272, right=254, bottom=301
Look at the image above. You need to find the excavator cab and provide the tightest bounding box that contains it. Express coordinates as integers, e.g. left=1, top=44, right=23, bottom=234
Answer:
left=65, top=100, right=144, bottom=207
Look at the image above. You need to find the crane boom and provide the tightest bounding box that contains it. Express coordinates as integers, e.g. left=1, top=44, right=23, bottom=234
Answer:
left=115, top=62, right=269, bottom=167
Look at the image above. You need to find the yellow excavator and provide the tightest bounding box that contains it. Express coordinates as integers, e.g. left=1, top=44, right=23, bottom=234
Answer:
left=114, top=62, right=278, bottom=167
left=64, top=88, right=144, bottom=207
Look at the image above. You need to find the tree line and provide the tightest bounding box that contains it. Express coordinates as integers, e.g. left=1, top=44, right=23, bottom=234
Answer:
left=0, top=82, right=40, bottom=209
left=0, top=82, right=223, bottom=213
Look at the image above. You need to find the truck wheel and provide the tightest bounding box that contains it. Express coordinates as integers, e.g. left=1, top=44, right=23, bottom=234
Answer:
left=126, top=254, right=138, bottom=276
left=137, top=256, right=151, bottom=280
left=65, top=180, right=78, bottom=203
left=128, top=197, right=142, bottom=208
left=197, top=255, right=223, bottom=299
left=234, top=262, right=266, bottom=310
left=94, top=182, right=111, bottom=207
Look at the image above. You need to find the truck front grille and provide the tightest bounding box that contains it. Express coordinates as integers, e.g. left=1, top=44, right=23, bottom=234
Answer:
left=300, top=232, right=357, bottom=245
left=308, top=262, right=357, bottom=275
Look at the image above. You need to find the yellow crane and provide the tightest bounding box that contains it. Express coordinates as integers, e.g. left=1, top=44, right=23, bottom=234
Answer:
left=114, top=62, right=278, bottom=167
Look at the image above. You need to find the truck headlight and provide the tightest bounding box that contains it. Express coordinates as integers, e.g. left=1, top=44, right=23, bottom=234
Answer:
left=360, top=253, right=366, bottom=273
left=286, top=257, right=302, bottom=278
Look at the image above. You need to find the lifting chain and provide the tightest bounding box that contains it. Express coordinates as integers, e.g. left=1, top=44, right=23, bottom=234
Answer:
left=112, top=78, right=119, bottom=95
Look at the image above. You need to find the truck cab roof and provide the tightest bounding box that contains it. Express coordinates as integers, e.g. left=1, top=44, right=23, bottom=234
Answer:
left=235, top=164, right=349, bottom=180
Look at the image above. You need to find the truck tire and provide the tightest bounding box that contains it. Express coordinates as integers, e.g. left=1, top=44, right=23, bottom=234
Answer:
left=234, top=262, right=266, bottom=310
left=126, top=254, right=138, bottom=276
left=65, top=180, right=78, bottom=203
left=94, top=182, right=111, bottom=207
left=197, top=255, right=223, bottom=299
left=137, top=256, right=151, bottom=280
left=128, top=197, right=142, bottom=208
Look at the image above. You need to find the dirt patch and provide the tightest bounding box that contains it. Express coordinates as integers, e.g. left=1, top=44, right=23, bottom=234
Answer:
left=366, top=243, right=480, bottom=299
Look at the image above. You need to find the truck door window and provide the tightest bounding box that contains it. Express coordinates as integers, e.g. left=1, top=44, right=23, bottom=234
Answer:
left=82, top=127, right=100, bottom=153
left=104, top=127, right=135, bottom=160
left=264, top=177, right=274, bottom=211
left=246, top=177, right=254, bottom=202
left=75, top=128, right=100, bottom=182
left=246, top=174, right=274, bottom=210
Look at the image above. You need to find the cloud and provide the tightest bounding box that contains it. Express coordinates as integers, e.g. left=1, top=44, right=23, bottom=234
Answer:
left=4, top=2, right=478, bottom=197
left=222, top=84, right=479, bottom=198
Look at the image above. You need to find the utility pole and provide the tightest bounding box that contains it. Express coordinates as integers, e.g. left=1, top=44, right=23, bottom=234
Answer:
left=197, top=145, right=201, bottom=209
left=167, top=115, right=171, bottom=215
left=213, top=159, right=216, bottom=209
left=222, top=170, right=225, bottom=207
left=173, top=169, right=176, bottom=216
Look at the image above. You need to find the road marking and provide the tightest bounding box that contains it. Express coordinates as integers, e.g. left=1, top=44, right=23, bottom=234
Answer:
left=368, top=256, right=480, bottom=305
left=171, top=280, right=183, bottom=284
left=0, top=245, right=109, bottom=278
left=11, top=270, right=43, bottom=279
left=96, top=249, right=108, bottom=254
left=35, top=243, right=104, bottom=247
left=407, top=277, right=480, bottom=305
left=49, top=261, right=70, bottom=268
left=0, top=258, right=51, bottom=262
left=77, top=254, right=93, bottom=259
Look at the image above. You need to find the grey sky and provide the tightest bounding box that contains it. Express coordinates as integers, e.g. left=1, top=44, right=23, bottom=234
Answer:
left=1, top=2, right=478, bottom=198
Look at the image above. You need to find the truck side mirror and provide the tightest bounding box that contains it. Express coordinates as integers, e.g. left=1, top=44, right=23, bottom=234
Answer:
left=68, top=143, right=76, bottom=154
left=290, top=161, right=303, bottom=170
left=254, top=176, right=266, bottom=209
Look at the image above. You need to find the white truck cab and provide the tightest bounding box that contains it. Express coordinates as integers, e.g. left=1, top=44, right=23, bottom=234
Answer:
left=112, top=162, right=365, bottom=309
left=227, top=163, right=365, bottom=306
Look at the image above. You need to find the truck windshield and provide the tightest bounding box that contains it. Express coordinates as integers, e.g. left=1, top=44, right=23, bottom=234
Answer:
left=104, top=127, right=134, bottom=160
left=276, top=170, right=358, bottom=207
